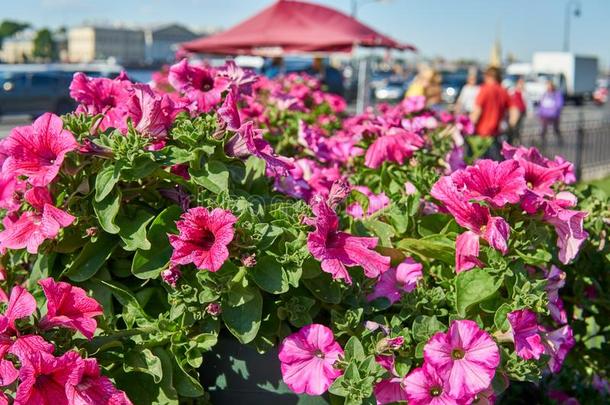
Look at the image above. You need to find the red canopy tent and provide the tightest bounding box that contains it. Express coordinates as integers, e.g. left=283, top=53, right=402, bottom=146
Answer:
left=181, top=0, right=415, bottom=55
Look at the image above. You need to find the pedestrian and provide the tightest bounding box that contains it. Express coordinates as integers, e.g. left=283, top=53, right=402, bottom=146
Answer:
left=507, top=76, right=527, bottom=145
left=537, top=80, right=564, bottom=150
left=405, top=66, right=442, bottom=109
left=455, top=71, right=480, bottom=115
left=470, top=66, right=510, bottom=158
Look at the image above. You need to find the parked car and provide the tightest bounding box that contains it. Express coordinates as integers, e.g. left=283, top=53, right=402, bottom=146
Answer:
left=374, top=77, right=408, bottom=102
left=0, top=69, right=75, bottom=117
left=0, top=63, right=124, bottom=118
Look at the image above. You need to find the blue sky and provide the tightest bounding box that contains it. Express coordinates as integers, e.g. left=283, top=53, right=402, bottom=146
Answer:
left=4, top=0, right=610, bottom=65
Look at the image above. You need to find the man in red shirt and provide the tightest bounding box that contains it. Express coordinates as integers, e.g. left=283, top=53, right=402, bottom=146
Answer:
left=470, top=67, right=509, bottom=137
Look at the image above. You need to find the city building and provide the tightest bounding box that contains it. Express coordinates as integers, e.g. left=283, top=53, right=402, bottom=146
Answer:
left=1, top=30, right=36, bottom=63
left=144, top=24, right=197, bottom=64
left=68, top=26, right=145, bottom=65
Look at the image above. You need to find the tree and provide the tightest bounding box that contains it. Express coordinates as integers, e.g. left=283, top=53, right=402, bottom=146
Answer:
left=0, top=20, right=29, bottom=46
left=33, top=28, right=56, bottom=61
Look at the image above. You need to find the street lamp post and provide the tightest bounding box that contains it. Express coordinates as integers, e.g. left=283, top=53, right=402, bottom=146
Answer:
left=563, top=0, right=581, bottom=52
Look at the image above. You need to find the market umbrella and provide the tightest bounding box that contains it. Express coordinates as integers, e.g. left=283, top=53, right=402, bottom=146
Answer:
left=180, top=0, right=415, bottom=55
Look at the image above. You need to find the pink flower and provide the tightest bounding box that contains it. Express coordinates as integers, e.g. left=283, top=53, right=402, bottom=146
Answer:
left=161, top=265, right=182, bottom=287
left=225, top=122, right=292, bottom=176
left=2, top=113, right=77, bottom=186
left=15, top=351, right=81, bottom=405
left=169, top=207, right=237, bottom=272
left=364, top=130, right=424, bottom=169
left=507, top=309, right=545, bottom=360
left=541, top=325, right=575, bottom=373
left=502, top=143, right=568, bottom=196
left=347, top=186, right=390, bottom=219
left=65, top=357, right=132, bottom=405
left=38, top=278, right=103, bottom=340
left=431, top=176, right=510, bottom=255
left=424, top=320, right=500, bottom=399
left=278, top=324, right=344, bottom=396
left=455, top=231, right=483, bottom=273
left=404, top=363, right=468, bottom=405
left=374, top=378, right=407, bottom=405
left=367, top=258, right=423, bottom=304
left=168, top=59, right=229, bottom=113
left=451, top=159, right=526, bottom=208
left=545, top=265, right=567, bottom=324
left=69, top=72, right=132, bottom=131
left=217, top=89, right=241, bottom=131
left=305, top=199, right=390, bottom=284
left=0, top=187, right=75, bottom=254
left=217, top=60, right=257, bottom=95
left=401, top=96, right=426, bottom=114
left=126, top=83, right=179, bottom=139
left=543, top=206, right=588, bottom=265
left=0, top=286, right=55, bottom=389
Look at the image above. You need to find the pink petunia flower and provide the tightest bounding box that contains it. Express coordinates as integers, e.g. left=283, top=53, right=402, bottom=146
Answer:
left=451, top=159, right=526, bottom=208
left=65, top=357, right=132, bottom=404
left=431, top=176, right=510, bottom=259
left=169, top=207, right=237, bottom=272
left=540, top=325, right=575, bottom=373
left=347, top=186, right=391, bottom=219
left=217, top=60, right=258, bottom=95
left=2, top=113, right=77, bottom=186
left=38, top=278, right=103, bottom=340
left=507, top=309, right=545, bottom=360
left=364, top=129, right=424, bottom=169
left=455, top=231, right=483, bottom=273
left=0, top=187, right=75, bottom=254
left=217, top=88, right=241, bottom=131
left=278, top=324, right=344, bottom=396
left=305, top=199, right=390, bottom=284
left=15, top=351, right=81, bottom=405
left=168, top=59, right=229, bottom=113
left=125, top=83, right=179, bottom=139
left=0, top=285, right=55, bottom=388
left=374, top=378, right=407, bottom=405
left=367, top=258, right=423, bottom=304
left=404, top=363, right=469, bottom=405
left=545, top=265, right=567, bottom=324
left=543, top=206, right=588, bottom=265
left=424, top=320, right=500, bottom=399
left=501, top=143, right=569, bottom=196
left=70, top=71, right=132, bottom=132
left=225, top=121, right=292, bottom=176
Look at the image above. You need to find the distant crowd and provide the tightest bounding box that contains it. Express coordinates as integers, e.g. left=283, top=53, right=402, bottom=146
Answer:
left=407, top=66, right=564, bottom=154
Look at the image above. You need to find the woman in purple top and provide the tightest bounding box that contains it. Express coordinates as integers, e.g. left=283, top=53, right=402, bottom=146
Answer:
left=537, top=80, right=564, bottom=149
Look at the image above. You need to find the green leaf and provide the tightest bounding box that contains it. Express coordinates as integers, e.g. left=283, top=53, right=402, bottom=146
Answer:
left=64, top=232, right=118, bottom=282
left=190, top=160, right=229, bottom=194
left=249, top=256, right=289, bottom=294
left=412, top=315, right=445, bottom=342
left=124, top=348, right=163, bottom=384
left=222, top=287, right=262, bottom=344
left=303, top=273, right=342, bottom=304
left=494, top=303, right=512, bottom=332
left=397, top=235, right=455, bottom=264
left=132, top=206, right=182, bottom=279
left=171, top=355, right=204, bottom=398
left=117, top=210, right=155, bottom=251
left=344, top=336, right=365, bottom=361
left=362, top=218, right=395, bottom=247
left=93, top=189, right=121, bottom=234
left=151, top=347, right=178, bottom=401
left=95, top=163, right=121, bottom=202
left=455, top=268, right=502, bottom=316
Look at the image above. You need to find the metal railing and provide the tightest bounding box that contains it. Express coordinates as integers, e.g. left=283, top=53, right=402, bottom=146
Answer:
left=519, top=114, right=610, bottom=181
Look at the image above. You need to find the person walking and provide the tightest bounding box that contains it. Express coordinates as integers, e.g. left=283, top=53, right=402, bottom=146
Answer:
left=507, top=77, right=527, bottom=145
left=455, top=72, right=480, bottom=115
left=470, top=66, right=510, bottom=158
left=537, top=80, right=564, bottom=150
